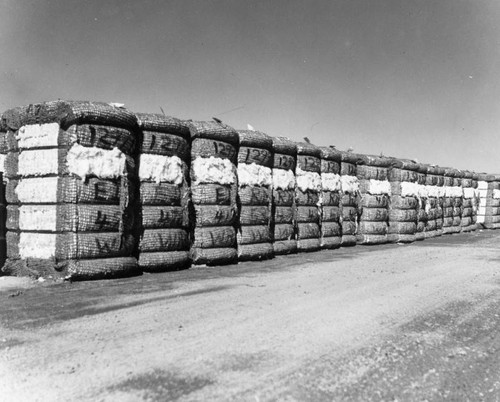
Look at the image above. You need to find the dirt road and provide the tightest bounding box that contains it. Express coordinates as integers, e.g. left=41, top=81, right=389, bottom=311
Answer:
left=1, top=231, right=499, bottom=401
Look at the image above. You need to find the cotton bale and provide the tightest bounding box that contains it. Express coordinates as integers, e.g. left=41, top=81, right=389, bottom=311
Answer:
left=319, top=147, right=341, bottom=249
left=1, top=100, right=140, bottom=280
left=339, top=151, right=360, bottom=247
left=189, top=120, right=239, bottom=265
left=135, top=113, right=191, bottom=272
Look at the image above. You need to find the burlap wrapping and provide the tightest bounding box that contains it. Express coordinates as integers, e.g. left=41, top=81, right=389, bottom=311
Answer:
left=136, top=113, right=191, bottom=272
left=189, top=121, right=238, bottom=265
left=319, top=147, right=341, bottom=249
left=2, top=101, right=139, bottom=279
left=296, top=142, right=321, bottom=252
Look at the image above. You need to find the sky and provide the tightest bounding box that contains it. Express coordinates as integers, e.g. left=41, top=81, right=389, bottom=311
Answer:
left=1, top=0, right=499, bottom=173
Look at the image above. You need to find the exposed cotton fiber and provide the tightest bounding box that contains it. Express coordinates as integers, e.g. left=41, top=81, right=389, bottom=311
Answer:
left=341, top=175, right=359, bottom=194
left=444, top=186, right=463, bottom=197
left=296, top=167, right=321, bottom=192
left=192, top=156, right=235, bottom=185
left=477, top=214, right=485, bottom=223
left=19, top=233, right=56, bottom=259
left=493, top=189, right=500, bottom=199
left=463, top=188, right=475, bottom=199
left=401, top=182, right=420, bottom=197
left=417, top=184, right=429, bottom=198
left=139, top=154, right=184, bottom=185
left=272, top=168, right=295, bottom=190
left=368, top=179, right=391, bottom=195
left=19, top=149, right=59, bottom=176
left=16, top=177, right=59, bottom=203
left=321, top=173, right=341, bottom=192
left=0, top=154, right=5, bottom=173
left=238, top=163, right=272, bottom=187
left=477, top=181, right=488, bottom=190
left=19, top=205, right=58, bottom=231
left=17, top=123, right=60, bottom=149
left=67, top=144, right=126, bottom=181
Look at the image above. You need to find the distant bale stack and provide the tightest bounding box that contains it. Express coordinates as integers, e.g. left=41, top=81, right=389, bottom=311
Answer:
left=424, top=165, right=445, bottom=238
left=236, top=130, right=274, bottom=261
left=189, top=121, right=239, bottom=265
left=442, top=168, right=457, bottom=234
left=295, top=142, right=322, bottom=252
left=339, top=152, right=359, bottom=246
left=271, top=137, right=297, bottom=255
left=449, top=169, right=464, bottom=234
left=471, top=172, right=479, bottom=229
left=319, top=147, right=342, bottom=249
left=356, top=155, right=392, bottom=245
left=387, top=158, right=419, bottom=243
left=460, top=171, right=476, bottom=232
left=2, top=100, right=140, bottom=280
left=477, top=174, right=500, bottom=229
left=0, top=117, right=6, bottom=271
left=414, top=164, right=428, bottom=240
left=136, top=113, right=191, bottom=272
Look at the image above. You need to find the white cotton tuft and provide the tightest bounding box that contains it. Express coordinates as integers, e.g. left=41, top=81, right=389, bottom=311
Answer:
left=16, top=123, right=60, bottom=149
left=341, top=175, right=359, bottom=194
left=192, top=156, right=235, bottom=185
left=18, top=149, right=59, bottom=176
left=401, top=182, right=419, bottom=197
left=477, top=181, right=488, bottom=190
left=296, top=167, right=321, bottom=192
left=139, top=154, right=184, bottom=184
left=66, top=144, right=126, bottom=181
left=321, top=173, right=341, bottom=192
left=238, top=163, right=272, bottom=187
left=272, top=168, right=295, bottom=190
left=493, top=189, right=500, bottom=199
left=19, top=233, right=56, bottom=259
left=462, top=188, right=475, bottom=199
left=368, top=179, right=391, bottom=195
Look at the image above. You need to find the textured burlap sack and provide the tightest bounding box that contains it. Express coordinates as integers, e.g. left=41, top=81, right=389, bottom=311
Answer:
left=1, top=100, right=140, bottom=280
left=189, top=120, right=239, bottom=265
left=319, top=147, right=341, bottom=249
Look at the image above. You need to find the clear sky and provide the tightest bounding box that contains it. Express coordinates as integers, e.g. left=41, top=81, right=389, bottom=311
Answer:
left=1, top=0, right=499, bottom=173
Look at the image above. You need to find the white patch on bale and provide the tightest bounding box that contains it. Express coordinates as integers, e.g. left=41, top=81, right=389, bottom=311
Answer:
left=444, top=186, right=463, bottom=197
left=66, top=144, right=126, bottom=181
left=19, top=233, right=56, bottom=259
left=272, top=168, right=296, bottom=190
left=0, top=154, right=5, bottom=173
left=192, top=156, right=235, bottom=185
left=368, top=179, right=391, bottom=195
left=341, top=175, right=359, bottom=194
left=296, top=167, right=321, bottom=192
left=16, top=123, right=60, bottom=149
left=16, top=177, right=59, bottom=203
left=19, top=149, right=59, bottom=176
left=477, top=181, right=488, bottom=190
left=19, top=205, right=57, bottom=231
left=238, top=163, right=272, bottom=187
left=139, top=154, right=184, bottom=185
left=321, top=173, right=341, bottom=192
left=463, top=188, right=475, bottom=199
left=493, top=189, right=500, bottom=199
left=401, top=182, right=420, bottom=197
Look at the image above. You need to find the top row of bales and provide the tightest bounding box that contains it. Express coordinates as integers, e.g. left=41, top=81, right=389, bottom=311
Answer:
left=0, top=100, right=494, bottom=280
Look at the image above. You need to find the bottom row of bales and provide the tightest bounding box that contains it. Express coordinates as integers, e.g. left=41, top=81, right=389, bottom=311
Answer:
left=0, top=101, right=495, bottom=281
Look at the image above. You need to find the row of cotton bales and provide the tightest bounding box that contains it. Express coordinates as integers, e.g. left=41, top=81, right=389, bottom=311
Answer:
left=0, top=100, right=497, bottom=281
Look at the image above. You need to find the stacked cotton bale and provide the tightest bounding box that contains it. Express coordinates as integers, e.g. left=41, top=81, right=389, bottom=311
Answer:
left=460, top=170, right=476, bottom=232
left=295, top=142, right=322, bottom=252
left=424, top=165, right=445, bottom=238
left=387, top=158, right=419, bottom=243
left=477, top=174, right=500, bottom=229
left=471, top=172, right=480, bottom=229
left=236, top=130, right=273, bottom=261
left=189, top=121, right=239, bottom=265
left=339, top=151, right=360, bottom=246
left=271, top=137, right=297, bottom=255
left=2, top=100, right=139, bottom=280
left=414, top=164, right=428, bottom=240
left=356, top=155, right=392, bottom=245
left=450, top=169, right=464, bottom=234
left=0, top=116, right=6, bottom=270
left=442, top=168, right=456, bottom=234
left=136, top=113, right=191, bottom=272
left=319, top=147, right=342, bottom=249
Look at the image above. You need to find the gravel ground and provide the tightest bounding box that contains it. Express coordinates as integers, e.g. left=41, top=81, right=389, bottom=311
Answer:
left=0, top=230, right=499, bottom=401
